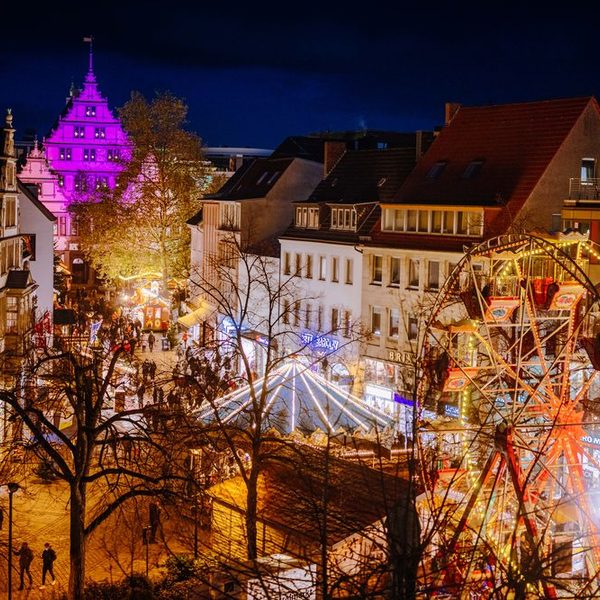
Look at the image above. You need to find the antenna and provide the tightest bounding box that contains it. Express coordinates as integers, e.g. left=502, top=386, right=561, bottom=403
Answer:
left=83, top=36, right=94, bottom=73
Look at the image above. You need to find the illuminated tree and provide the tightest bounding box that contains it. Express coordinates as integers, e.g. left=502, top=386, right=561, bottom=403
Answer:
left=73, top=91, right=220, bottom=287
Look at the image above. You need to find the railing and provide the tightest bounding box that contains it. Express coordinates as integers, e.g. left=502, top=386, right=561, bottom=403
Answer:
left=567, top=178, right=600, bottom=203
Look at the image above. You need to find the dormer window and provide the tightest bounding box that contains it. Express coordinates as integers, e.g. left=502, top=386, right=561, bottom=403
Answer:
left=85, top=106, right=96, bottom=117
left=462, top=160, right=484, bottom=179
left=330, top=207, right=357, bottom=231
left=426, top=161, right=447, bottom=179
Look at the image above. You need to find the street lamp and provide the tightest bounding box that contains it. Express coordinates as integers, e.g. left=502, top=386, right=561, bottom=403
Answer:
left=6, top=482, right=20, bottom=600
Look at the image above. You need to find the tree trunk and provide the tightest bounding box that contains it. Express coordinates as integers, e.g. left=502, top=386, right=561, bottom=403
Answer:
left=69, top=481, right=87, bottom=600
left=246, top=462, right=259, bottom=560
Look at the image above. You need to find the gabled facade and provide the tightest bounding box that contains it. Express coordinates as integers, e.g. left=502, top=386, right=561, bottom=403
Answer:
left=361, top=97, right=600, bottom=433
left=186, top=155, right=323, bottom=372
left=279, top=146, right=419, bottom=391
left=43, top=47, right=129, bottom=203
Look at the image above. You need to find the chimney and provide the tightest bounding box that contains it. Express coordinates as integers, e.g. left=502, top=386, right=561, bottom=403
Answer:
left=445, top=102, right=461, bottom=125
left=323, top=141, right=346, bottom=177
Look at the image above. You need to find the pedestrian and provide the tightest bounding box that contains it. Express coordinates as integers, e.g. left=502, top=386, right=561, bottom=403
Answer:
left=137, top=384, right=145, bottom=409
left=149, top=360, right=157, bottom=381
left=14, top=541, right=33, bottom=590
left=148, top=331, right=155, bottom=352
left=39, top=542, right=57, bottom=589
left=149, top=502, right=161, bottom=543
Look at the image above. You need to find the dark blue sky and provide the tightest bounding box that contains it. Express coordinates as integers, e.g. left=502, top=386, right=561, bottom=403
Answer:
left=1, top=3, right=599, bottom=149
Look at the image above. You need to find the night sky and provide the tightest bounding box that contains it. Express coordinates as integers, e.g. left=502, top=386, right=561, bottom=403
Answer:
left=1, top=3, right=599, bottom=149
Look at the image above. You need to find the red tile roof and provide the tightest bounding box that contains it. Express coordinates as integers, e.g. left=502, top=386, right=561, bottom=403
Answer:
left=396, top=97, right=599, bottom=213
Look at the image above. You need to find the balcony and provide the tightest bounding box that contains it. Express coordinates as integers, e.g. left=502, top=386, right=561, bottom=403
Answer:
left=565, top=178, right=600, bottom=205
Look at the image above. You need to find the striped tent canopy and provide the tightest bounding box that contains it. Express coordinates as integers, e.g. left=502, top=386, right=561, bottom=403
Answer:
left=195, top=360, right=393, bottom=436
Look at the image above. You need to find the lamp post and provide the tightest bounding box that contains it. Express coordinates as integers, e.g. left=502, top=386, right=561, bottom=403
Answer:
left=7, top=482, right=20, bottom=600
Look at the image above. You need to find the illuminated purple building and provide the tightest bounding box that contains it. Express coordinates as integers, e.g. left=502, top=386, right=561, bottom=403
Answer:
left=44, top=43, right=130, bottom=204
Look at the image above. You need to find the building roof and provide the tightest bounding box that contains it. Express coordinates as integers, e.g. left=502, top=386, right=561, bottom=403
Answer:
left=17, top=181, right=57, bottom=222
left=204, top=157, right=295, bottom=201
left=209, top=444, right=410, bottom=547
left=5, top=270, right=33, bottom=289
left=309, top=148, right=417, bottom=204
left=186, top=207, right=202, bottom=226
left=396, top=97, right=598, bottom=210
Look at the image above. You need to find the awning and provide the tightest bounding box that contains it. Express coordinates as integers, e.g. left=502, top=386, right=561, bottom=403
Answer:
left=178, top=300, right=216, bottom=329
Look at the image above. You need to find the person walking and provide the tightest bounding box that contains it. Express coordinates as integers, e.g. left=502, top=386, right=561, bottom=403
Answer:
left=39, top=542, right=57, bottom=589
left=148, top=331, right=156, bottom=353
left=14, top=541, right=34, bottom=590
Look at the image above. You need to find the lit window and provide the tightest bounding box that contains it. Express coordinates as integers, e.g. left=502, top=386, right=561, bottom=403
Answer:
left=371, top=307, right=382, bottom=336
left=308, top=207, right=319, bottom=229
left=428, top=261, right=440, bottom=290
left=60, top=148, right=72, bottom=161
left=390, top=257, right=400, bottom=286
left=331, top=307, right=339, bottom=331
left=581, top=158, right=595, bottom=181
left=418, top=210, right=428, bottom=232
left=372, top=255, right=383, bottom=284
left=107, top=149, right=120, bottom=161
left=432, top=210, right=442, bottom=233
left=94, top=127, right=105, bottom=139
left=319, top=256, right=326, bottom=280
left=408, top=316, right=419, bottom=340
left=408, top=259, right=420, bottom=288
left=57, top=175, right=64, bottom=188
left=407, top=210, right=417, bottom=232
left=345, top=258, right=353, bottom=284
left=74, top=126, right=85, bottom=138
left=426, top=161, right=447, bottom=179
left=83, top=149, right=96, bottom=162
left=85, top=106, right=96, bottom=117
left=95, top=176, right=108, bottom=190
left=389, top=308, right=400, bottom=338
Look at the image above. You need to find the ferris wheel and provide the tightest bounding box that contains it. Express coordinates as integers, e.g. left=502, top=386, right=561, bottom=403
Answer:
left=416, top=233, right=600, bottom=599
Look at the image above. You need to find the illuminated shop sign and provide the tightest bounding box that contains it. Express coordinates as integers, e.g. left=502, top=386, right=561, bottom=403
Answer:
left=444, top=404, right=460, bottom=418
left=301, top=331, right=339, bottom=352
left=582, top=435, right=600, bottom=447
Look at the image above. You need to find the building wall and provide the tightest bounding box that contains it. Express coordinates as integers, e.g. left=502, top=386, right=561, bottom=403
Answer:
left=279, top=238, right=363, bottom=386
left=17, top=189, right=54, bottom=321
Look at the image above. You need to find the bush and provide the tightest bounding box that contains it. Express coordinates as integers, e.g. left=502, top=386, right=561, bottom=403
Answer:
left=84, top=576, right=154, bottom=600
left=164, top=554, right=197, bottom=582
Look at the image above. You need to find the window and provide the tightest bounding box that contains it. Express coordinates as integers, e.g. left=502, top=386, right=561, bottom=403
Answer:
left=83, top=148, right=96, bottom=162
left=319, top=256, right=326, bottom=280
left=283, top=252, right=291, bottom=276
left=4, top=197, right=16, bottom=227
left=377, top=141, right=388, bottom=149
left=456, top=211, right=468, bottom=235
left=58, top=175, right=64, bottom=188
left=75, top=175, right=87, bottom=192
left=59, top=148, right=72, bottom=161
left=331, top=257, right=339, bottom=282
left=296, top=206, right=308, bottom=227
left=59, top=216, right=67, bottom=236
left=390, top=257, right=400, bottom=286
left=389, top=308, right=400, bottom=338
left=428, top=261, right=440, bottom=290
left=94, top=127, right=105, bottom=139
left=331, top=308, right=339, bottom=331
left=70, top=217, right=79, bottom=236
left=463, top=160, right=484, bottom=179
left=74, top=126, right=85, bottom=138
left=294, top=302, right=301, bottom=327
left=432, top=210, right=442, bottom=233
left=382, top=206, right=482, bottom=236
left=418, top=210, right=428, bottom=232
left=306, top=254, right=313, bottom=279
left=408, top=316, right=419, bottom=340
left=266, top=171, right=280, bottom=185
left=408, top=259, right=420, bottom=288
left=317, top=306, right=323, bottom=331
left=95, top=176, right=108, bottom=190
left=371, top=307, right=382, bottom=336
left=345, top=258, right=353, bottom=284
left=426, top=161, right=447, bottom=179
left=256, top=172, right=269, bottom=185
left=442, top=211, right=454, bottom=234
left=283, top=299, right=290, bottom=325
left=295, top=254, right=302, bottom=277
left=304, top=303, right=312, bottom=328
left=308, top=207, right=319, bottom=228
left=6, top=297, right=18, bottom=334
left=85, top=106, right=96, bottom=117
left=581, top=158, right=595, bottom=181
left=343, top=310, right=351, bottom=337
left=331, top=207, right=357, bottom=231
left=372, top=255, right=383, bottom=284
left=406, top=210, right=417, bottom=232
left=107, top=149, right=120, bottom=161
